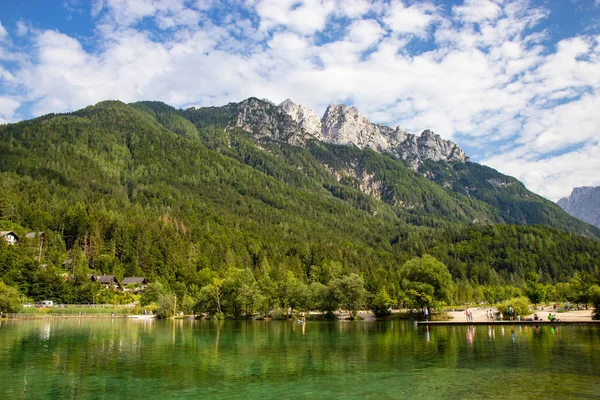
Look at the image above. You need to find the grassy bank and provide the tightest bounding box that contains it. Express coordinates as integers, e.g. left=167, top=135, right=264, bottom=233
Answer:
left=6, top=305, right=138, bottom=319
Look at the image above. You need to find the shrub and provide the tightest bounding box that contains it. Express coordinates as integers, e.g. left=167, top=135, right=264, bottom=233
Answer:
left=372, top=288, right=393, bottom=317
left=155, top=294, right=175, bottom=319
left=590, top=285, right=600, bottom=320
left=270, top=307, right=289, bottom=320
left=0, top=282, right=23, bottom=314
left=497, top=296, right=530, bottom=318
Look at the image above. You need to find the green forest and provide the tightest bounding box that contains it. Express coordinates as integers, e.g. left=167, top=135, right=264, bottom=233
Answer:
left=1, top=99, right=599, bottom=318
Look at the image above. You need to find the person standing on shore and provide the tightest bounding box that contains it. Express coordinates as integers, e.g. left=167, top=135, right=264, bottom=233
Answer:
left=465, top=307, right=473, bottom=322
left=423, top=307, right=429, bottom=320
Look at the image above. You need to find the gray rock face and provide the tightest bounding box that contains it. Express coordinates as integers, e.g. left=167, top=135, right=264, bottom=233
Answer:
left=234, top=98, right=312, bottom=145
left=233, top=98, right=468, bottom=169
left=286, top=100, right=468, bottom=169
left=320, top=104, right=400, bottom=152
left=557, top=187, right=600, bottom=229
left=279, top=99, right=322, bottom=137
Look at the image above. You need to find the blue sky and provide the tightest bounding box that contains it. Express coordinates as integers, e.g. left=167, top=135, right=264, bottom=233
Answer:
left=1, top=0, right=600, bottom=200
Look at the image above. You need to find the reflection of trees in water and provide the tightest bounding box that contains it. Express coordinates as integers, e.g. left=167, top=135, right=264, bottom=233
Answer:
left=0, top=321, right=599, bottom=398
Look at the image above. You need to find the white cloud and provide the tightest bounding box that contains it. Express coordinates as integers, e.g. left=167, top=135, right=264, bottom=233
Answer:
left=269, top=31, right=309, bottom=51
left=347, top=19, right=385, bottom=47
left=529, top=37, right=600, bottom=97
left=0, top=66, right=14, bottom=82
left=16, top=21, right=29, bottom=36
left=383, top=1, right=440, bottom=37
left=334, top=0, right=372, bottom=18
left=519, top=94, right=600, bottom=153
left=91, top=0, right=105, bottom=17
left=452, top=0, right=502, bottom=24
left=0, top=96, right=20, bottom=123
left=255, top=0, right=335, bottom=35
left=94, top=0, right=201, bottom=28
left=15, top=28, right=175, bottom=115
left=0, top=21, right=8, bottom=41
left=484, top=141, right=600, bottom=201
left=36, top=30, right=87, bottom=67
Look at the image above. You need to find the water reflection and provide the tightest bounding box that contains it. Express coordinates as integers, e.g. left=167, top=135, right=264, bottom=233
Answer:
left=0, top=320, right=599, bottom=399
left=466, top=325, right=476, bottom=345
left=39, top=323, right=51, bottom=341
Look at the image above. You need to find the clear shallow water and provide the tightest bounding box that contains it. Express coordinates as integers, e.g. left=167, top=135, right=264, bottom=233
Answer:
left=1, top=319, right=599, bottom=399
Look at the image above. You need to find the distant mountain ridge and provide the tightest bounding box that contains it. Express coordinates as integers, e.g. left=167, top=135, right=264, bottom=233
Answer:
left=558, top=186, right=600, bottom=229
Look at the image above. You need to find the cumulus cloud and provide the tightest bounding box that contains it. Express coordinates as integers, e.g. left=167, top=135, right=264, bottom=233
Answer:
left=0, top=21, right=8, bottom=41
left=483, top=141, right=600, bottom=201
left=255, top=0, right=335, bottom=35
left=93, top=0, right=202, bottom=28
left=0, top=96, right=20, bottom=123
left=2, top=0, right=600, bottom=200
left=452, top=0, right=502, bottom=24
left=347, top=19, right=384, bottom=48
left=16, top=21, right=29, bottom=36
left=383, top=1, right=440, bottom=37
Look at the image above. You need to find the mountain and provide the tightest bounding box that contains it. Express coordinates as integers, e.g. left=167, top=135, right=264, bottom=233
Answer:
left=232, top=98, right=597, bottom=236
left=279, top=99, right=467, bottom=169
left=1, top=98, right=599, bottom=306
left=558, top=187, right=600, bottom=229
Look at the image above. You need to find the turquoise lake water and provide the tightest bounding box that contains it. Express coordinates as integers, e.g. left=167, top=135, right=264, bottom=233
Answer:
left=1, top=319, right=599, bottom=399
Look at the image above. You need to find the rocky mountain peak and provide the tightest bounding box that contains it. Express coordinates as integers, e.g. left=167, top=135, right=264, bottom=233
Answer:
left=234, top=97, right=311, bottom=144
left=320, top=103, right=392, bottom=152
left=557, top=186, right=600, bottom=229
left=279, top=99, right=322, bottom=137
left=317, top=102, right=468, bottom=169
left=233, top=97, right=468, bottom=169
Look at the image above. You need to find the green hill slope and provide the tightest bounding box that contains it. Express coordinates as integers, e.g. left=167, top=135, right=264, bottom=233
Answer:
left=136, top=99, right=599, bottom=237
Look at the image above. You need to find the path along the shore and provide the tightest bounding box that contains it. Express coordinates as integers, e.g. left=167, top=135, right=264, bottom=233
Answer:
left=446, top=306, right=593, bottom=322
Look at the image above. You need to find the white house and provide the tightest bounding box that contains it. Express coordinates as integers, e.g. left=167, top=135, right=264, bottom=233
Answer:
left=0, top=231, right=19, bottom=245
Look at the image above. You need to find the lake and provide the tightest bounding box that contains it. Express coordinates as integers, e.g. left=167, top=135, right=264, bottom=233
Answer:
left=1, top=319, right=599, bottom=399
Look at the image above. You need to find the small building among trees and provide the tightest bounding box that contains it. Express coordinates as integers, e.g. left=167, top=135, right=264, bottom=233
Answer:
left=91, top=275, right=121, bottom=290
left=121, top=277, right=149, bottom=292
left=0, top=231, right=19, bottom=245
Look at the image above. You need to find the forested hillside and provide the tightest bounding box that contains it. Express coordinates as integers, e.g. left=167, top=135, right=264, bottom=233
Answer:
left=0, top=99, right=598, bottom=314
left=139, top=98, right=600, bottom=237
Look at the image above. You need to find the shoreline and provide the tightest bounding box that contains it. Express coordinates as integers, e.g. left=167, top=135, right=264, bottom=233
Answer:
left=2, top=307, right=596, bottom=323
left=418, top=320, right=600, bottom=326
left=2, top=315, right=135, bottom=320
left=440, top=306, right=596, bottom=324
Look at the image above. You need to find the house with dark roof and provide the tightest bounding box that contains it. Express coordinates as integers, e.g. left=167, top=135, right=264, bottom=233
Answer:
left=0, top=231, right=19, bottom=245
left=90, top=275, right=121, bottom=290
left=121, top=277, right=149, bottom=291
